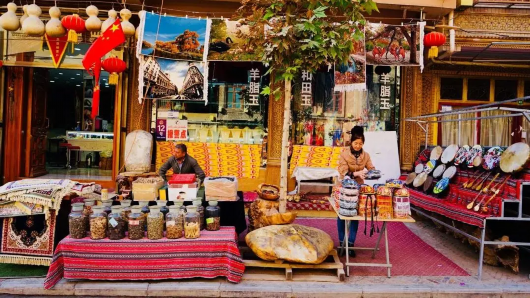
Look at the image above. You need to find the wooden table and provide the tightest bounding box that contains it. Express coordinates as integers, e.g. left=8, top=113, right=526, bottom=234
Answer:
left=328, top=197, right=415, bottom=277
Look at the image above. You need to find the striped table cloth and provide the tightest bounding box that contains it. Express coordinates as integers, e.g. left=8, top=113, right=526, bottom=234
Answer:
left=44, top=227, right=244, bottom=289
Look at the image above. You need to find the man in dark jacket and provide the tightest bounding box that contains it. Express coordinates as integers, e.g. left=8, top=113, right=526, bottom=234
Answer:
left=158, top=143, right=206, bottom=182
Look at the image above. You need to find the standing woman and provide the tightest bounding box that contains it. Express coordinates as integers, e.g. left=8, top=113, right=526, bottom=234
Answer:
left=337, top=126, right=375, bottom=257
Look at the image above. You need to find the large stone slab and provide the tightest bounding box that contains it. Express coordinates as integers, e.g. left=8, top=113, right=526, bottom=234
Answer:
left=246, top=224, right=334, bottom=264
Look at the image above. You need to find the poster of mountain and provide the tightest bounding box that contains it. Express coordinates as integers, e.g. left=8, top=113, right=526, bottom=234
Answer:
left=141, top=13, right=211, bottom=62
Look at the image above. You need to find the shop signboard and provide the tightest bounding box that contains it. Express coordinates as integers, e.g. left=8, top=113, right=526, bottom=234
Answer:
left=156, top=119, right=167, bottom=140
left=166, top=119, right=188, bottom=142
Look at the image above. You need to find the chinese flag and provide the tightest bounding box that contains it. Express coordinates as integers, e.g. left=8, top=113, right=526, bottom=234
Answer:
left=82, top=19, right=125, bottom=71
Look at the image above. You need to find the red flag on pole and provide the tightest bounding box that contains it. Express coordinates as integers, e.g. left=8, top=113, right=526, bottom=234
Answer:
left=82, top=19, right=125, bottom=119
left=82, top=19, right=126, bottom=71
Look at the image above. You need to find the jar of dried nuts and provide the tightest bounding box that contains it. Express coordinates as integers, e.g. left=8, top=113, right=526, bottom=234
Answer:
left=192, top=199, right=205, bottom=230
left=156, top=200, right=169, bottom=230
left=108, top=206, right=126, bottom=240
left=120, top=199, right=132, bottom=229
left=147, top=206, right=164, bottom=240
left=101, top=199, right=113, bottom=216
left=184, top=206, right=200, bottom=239
left=205, top=200, right=221, bottom=231
left=128, top=206, right=145, bottom=240
left=166, top=205, right=183, bottom=239
left=90, top=206, right=107, bottom=240
left=83, top=199, right=96, bottom=231
left=69, top=203, right=87, bottom=239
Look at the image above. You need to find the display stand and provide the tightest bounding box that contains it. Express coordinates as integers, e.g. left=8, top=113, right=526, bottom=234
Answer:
left=404, top=97, right=530, bottom=280
left=328, top=197, right=415, bottom=277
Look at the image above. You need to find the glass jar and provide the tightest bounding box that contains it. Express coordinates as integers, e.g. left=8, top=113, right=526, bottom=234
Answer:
left=101, top=200, right=113, bottom=216
left=120, top=200, right=132, bottom=228
left=147, top=206, right=164, bottom=240
left=184, top=206, right=200, bottom=239
left=205, top=200, right=221, bottom=231
left=69, top=204, right=87, bottom=239
left=101, top=188, right=109, bottom=201
left=193, top=199, right=205, bottom=230
left=90, top=206, right=107, bottom=240
left=156, top=200, right=169, bottom=227
left=128, top=206, right=145, bottom=240
left=138, top=201, right=149, bottom=231
left=177, top=200, right=187, bottom=215
left=166, top=206, right=183, bottom=239
left=83, top=200, right=95, bottom=230
left=108, top=206, right=126, bottom=240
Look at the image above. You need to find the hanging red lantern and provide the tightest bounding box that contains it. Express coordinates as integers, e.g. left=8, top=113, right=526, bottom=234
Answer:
left=101, top=57, right=126, bottom=85
left=424, top=32, right=446, bottom=58
left=61, top=14, right=85, bottom=52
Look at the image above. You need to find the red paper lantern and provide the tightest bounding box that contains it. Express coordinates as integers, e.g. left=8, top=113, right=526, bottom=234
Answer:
left=101, top=57, right=126, bottom=85
left=424, top=32, right=446, bottom=58
left=61, top=14, right=85, bottom=46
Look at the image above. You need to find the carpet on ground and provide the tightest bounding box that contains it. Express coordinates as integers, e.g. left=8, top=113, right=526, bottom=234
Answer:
left=239, top=217, right=469, bottom=277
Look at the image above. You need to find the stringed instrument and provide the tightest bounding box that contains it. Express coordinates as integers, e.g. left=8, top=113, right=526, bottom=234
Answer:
left=467, top=173, right=499, bottom=210
left=474, top=175, right=507, bottom=212
left=480, top=176, right=510, bottom=213
left=463, top=171, right=483, bottom=189
left=472, top=172, right=490, bottom=190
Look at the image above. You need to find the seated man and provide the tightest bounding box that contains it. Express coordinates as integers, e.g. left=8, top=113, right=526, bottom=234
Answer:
left=158, top=143, right=206, bottom=182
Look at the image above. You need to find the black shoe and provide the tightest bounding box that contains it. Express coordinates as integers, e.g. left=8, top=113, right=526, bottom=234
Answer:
left=348, top=249, right=356, bottom=258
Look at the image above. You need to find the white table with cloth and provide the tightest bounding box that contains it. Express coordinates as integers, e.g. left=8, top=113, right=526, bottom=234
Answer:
left=292, top=167, right=340, bottom=194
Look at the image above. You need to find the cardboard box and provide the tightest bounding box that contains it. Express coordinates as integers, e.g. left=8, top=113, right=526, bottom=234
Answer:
left=168, top=184, right=198, bottom=201
left=132, top=180, right=165, bottom=201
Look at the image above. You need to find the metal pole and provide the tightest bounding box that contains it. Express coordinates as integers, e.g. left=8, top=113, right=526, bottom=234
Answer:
left=426, top=123, right=429, bottom=149
left=458, top=114, right=462, bottom=145
left=345, top=219, right=350, bottom=276
left=384, top=222, right=391, bottom=278
left=372, top=222, right=385, bottom=259
left=478, top=224, right=486, bottom=280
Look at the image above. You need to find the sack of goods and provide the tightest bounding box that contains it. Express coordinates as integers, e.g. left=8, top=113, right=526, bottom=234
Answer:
left=204, top=176, right=238, bottom=201
left=132, top=177, right=165, bottom=201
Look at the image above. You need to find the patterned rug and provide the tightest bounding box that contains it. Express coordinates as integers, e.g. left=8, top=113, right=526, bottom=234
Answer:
left=0, top=211, right=56, bottom=266
left=156, top=142, right=262, bottom=178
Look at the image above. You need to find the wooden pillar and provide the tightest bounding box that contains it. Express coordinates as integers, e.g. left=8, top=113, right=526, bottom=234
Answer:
left=126, top=55, right=150, bottom=133
left=399, top=68, right=437, bottom=171
left=265, top=77, right=285, bottom=186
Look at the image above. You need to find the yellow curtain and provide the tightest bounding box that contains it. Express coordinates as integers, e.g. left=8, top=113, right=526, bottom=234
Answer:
left=522, top=115, right=530, bottom=146
left=441, top=112, right=476, bottom=146
left=480, top=110, right=512, bottom=146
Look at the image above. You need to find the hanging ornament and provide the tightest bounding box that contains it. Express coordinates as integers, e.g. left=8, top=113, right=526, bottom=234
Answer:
left=85, top=5, right=101, bottom=32
left=135, top=10, right=146, bottom=39
left=46, top=7, right=66, bottom=37
left=101, top=9, right=117, bottom=33
left=61, top=14, right=85, bottom=52
left=22, top=4, right=45, bottom=36
left=119, top=8, right=135, bottom=37
left=19, top=5, right=29, bottom=25
left=424, top=32, right=446, bottom=59
left=0, top=2, right=20, bottom=31
left=102, top=57, right=126, bottom=85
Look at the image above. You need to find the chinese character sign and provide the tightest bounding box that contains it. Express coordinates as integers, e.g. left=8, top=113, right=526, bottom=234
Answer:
left=379, top=74, right=391, bottom=110
left=248, top=68, right=260, bottom=106
left=166, top=120, right=188, bottom=142
left=301, top=70, right=312, bottom=106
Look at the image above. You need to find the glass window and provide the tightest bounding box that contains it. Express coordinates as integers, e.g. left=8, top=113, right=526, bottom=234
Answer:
left=495, top=80, right=518, bottom=102
left=440, top=78, right=463, bottom=100
left=467, top=79, right=490, bottom=101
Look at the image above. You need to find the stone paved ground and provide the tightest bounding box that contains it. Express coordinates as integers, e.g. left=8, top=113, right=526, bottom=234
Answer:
left=0, top=216, right=529, bottom=297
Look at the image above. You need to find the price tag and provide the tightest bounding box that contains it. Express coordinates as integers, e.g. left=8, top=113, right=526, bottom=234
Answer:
left=166, top=220, right=175, bottom=226
left=206, top=218, right=214, bottom=224
left=129, top=220, right=140, bottom=226
left=109, top=217, right=118, bottom=228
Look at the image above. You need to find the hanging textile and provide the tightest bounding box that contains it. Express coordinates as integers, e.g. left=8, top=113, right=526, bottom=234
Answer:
left=480, top=110, right=512, bottom=147
left=334, top=27, right=366, bottom=91
left=365, top=22, right=424, bottom=70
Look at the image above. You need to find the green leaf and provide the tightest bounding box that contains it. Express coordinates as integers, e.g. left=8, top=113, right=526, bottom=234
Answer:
left=261, top=86, right=271, bottom=95
left=263, top=10, right=275, bottom=20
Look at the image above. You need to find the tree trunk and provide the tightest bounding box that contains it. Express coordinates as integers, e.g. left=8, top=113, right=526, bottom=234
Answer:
left=279, top=79, right=292, bottom=213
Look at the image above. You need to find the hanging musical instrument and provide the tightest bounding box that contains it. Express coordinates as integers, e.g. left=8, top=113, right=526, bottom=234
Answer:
left=482, top=146, right=503, bottom=171
left=466, top=172, right=499, bottom=210
left=441, top=144, right=459, bottom=164
left=430, top=146, right=443, bottom=161
left=464, top=171, right=484, bottom=189
left=433, top=164, right=446, bottom=179
left=473, top=174, right=506, bottom=212
left=413, top=172, right=428, bottom=188
left=472, top=172, right=491, bottom=190
left=405, top=172, right=417, bottom=186
left=454, top=145, right=470, bottom=166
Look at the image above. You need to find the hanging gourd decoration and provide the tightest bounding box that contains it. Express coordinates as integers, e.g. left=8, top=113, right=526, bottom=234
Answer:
left=46, top=7, right=66, bottom=37
left=101, top=9, right=117, bottom=33
left=19, top=5, right=29, bottom=25
left=22, top=4, right=45, bottom=36
left=424, top=32, right=446, bottom=59
left=102, top=57, right=126, bottom=85
left=61, top=14, right=85, bottom=52
left=85, top=5, right=101, bottom=32
left=0, top=2, right=20, bottom=31
left=135, top=10, right=146, bottom=39
left=120, top=8, right=135, bottom=37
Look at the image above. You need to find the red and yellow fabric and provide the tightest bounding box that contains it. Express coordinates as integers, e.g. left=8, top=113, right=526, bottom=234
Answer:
left=156, top=142, right=262, bottom=179
left=288, top=146, right=345, bottom=190
left=44, top=227, right=244, bottom=289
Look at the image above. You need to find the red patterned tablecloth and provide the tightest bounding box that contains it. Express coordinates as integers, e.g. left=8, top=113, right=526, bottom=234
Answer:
left=44, top=227, right=244, bottom=289
left=408, top=188, right=488, bottom=228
